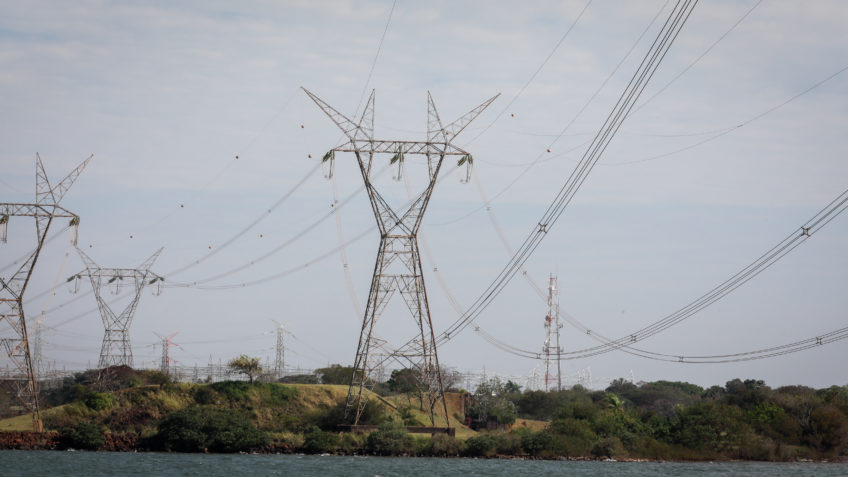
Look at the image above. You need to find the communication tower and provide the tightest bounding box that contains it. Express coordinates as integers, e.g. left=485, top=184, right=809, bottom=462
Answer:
left=543, top=275, right=562, bottom=391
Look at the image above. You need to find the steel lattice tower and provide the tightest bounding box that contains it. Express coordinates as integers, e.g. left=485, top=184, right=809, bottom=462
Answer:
left=304, top=87, right=498, bottom=426
left=70, top=247, right=164, bottom=369
left=156, top=332, right=179, bottom=377
left=0, top=153, right=92, bottom=431
left=272, top=320, right=290, bottom=380
left=543, top=275, right=562, bottom=392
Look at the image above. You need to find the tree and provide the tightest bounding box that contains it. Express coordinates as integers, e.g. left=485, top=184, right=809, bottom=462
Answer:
left=228, top=355, right=262, bottom=384
left=314, top=364, right=357, bottom=385
left=503, top=380, right=522, bottom=395
left=469, top=377, right=517, bottom=426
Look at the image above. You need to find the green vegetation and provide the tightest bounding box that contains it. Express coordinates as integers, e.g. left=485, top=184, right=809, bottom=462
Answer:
left=313, top=364, right=357, bottom=385
left=1, top=365, right=845, bottom=460
left=227, top=355, right=262, bottom=384
left=152, top=406, right=268, bottom=452
left=60, top=421, right=105, bottom=450
left=365, top=421, right=415, bottom=456
left=467, top=378, right=517, bottom=427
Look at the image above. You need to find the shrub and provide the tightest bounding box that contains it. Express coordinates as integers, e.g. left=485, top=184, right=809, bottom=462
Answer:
left=60, top=421, right=104, bottom=450
left=301, top=425, right=340, bottom=453
left=154, top=406, right=268, bottom=453
left=84, top=392, right=115, bottom=411
left=365, top=422, right=414, bottom=455
left=462, top=434, right=496, bottom=457
left=549, top=417, right=596, bottom=456
left=338, top=432, right=365, bottom=452
left=591, top=436, right=625, bottom=458
left=210, top=381, right=252, bottom=404
left=310, top=399, right=387, bottom=430
left=191, top=386, right=219, bottom=405
left=520, top=430, right=555, bottom=456
left=421, top=433, right=461, bottom=456
left=279, top=374, right=319, bottom=384
left=493, top=432, right=523, bottom=455
left=626, top=435, right=671, bottom=459
left=143, top=370, right=171, bottom=387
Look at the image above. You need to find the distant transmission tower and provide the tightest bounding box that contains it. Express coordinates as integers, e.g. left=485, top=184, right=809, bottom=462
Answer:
left=0, top=153, right=92, bottom=431
left=32, top=320, right=44, bottom=376
left=543, top=275, right=562, bottom=391
left=156, top=332, right=180, bottom=377
left=70, top=247, right=164, bottom=369
left=304, top=87, right=498, bottom=426
left=271, top=320, right=292, bottom=380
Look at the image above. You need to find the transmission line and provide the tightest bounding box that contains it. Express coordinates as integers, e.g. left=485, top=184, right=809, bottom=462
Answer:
left=473, top=185, right=848, bottom=361
left=434, top=0, right=700, bottom=345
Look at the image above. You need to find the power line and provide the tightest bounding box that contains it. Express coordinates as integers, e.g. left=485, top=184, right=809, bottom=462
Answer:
left=473, top=186, right=848, bottom=361
left=430, top=0, right=700, bottom=347
left=609, top=62, right=848, bottom=166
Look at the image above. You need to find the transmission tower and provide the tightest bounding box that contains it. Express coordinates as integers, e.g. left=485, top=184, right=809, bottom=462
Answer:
left=271, top=320, right=292, bottom=380
left=155, top=332, right=180, bottom=378
left=304, top=87, right=497, bottom=426
left=543, top=275, right=562, bottom=391
left=69, top=246, right=164, bottom=369
left=0, top=153, right=91, bottom=431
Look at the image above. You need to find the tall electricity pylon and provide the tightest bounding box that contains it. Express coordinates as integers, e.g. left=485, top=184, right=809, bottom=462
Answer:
left=304, top=87, right=498, bottom=426
left=0, top=153, right=92, bottom=431
left=70, top=247, right=164, bottom=369
left=543, top=275, right=562, bottom=392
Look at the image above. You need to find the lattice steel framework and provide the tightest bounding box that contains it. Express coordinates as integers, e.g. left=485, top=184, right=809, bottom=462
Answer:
left=543, top=275, right=562, bottom=391
left=70, top=247, right=163, bottom=369
left=271, top=320, right=292, bottom=380
left=156, top=332, right=179, bottom=377
left=0, top=153, right=92, bottom=431
left=304, top=87, right=498, bottom=426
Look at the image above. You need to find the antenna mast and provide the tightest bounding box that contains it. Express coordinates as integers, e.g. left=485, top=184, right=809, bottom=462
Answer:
left=543, top=275, right=562, bottom=391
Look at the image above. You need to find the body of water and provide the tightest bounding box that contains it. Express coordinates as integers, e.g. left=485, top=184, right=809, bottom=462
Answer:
left=0, top=450, right=845, bottom=476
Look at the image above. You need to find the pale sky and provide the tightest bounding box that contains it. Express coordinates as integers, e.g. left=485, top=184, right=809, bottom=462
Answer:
left=1, top=0, right=847, bottom=390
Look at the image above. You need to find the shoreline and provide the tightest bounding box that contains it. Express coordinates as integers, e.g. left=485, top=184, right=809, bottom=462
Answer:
left=1, top=431, right=844, bottom=463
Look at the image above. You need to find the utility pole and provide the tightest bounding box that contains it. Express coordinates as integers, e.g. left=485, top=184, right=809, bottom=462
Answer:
left=70, top=247, right=164, bottom=369
left=543, top=275, right=562, bottom=391
left=304, top=88, right=497, bottom=426
left=0, top=153, right=92, bottom=432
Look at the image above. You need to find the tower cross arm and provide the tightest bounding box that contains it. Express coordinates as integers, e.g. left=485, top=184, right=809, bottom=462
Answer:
left=1, top=203, right=79, bottom=219
left=71, top=268, right=163, bottom=281
left=333, top=140, right=470, bottom=156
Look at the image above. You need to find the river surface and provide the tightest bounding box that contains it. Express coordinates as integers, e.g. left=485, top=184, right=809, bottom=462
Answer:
left=1, top=450, right=846, bottom=476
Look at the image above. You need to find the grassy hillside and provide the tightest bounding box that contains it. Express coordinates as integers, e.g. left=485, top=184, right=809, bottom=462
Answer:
left=0, top=381, right=476, bottom=436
